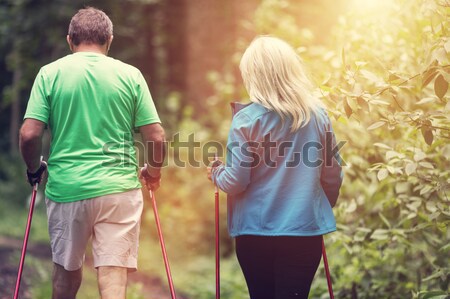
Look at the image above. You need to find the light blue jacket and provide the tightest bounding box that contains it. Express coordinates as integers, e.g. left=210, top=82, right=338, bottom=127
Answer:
left=212, top=103, right=343, bottom=237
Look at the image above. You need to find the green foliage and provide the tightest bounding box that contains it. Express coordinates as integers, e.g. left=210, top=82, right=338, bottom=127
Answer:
left=24, top=255, right=53, bottom=299
left=164, top=254, right=247, bottom=299
left=0, top=154, right=31, bottom=206
left=235, top=0, right=450, bottom=298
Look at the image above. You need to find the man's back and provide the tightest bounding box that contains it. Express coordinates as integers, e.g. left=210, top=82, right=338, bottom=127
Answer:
left=25, top=52, right=160, bottom=202
left=20, top=8, right=165, bottom=298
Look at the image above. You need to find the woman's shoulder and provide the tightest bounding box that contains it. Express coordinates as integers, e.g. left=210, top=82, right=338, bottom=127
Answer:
left=235, top=102, right=272, bottom=121
left=310, top=107, right=334, bottom=133
left=230, top=102, right=275, bottom=137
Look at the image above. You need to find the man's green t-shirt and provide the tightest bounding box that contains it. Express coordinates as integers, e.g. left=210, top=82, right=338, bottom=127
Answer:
left=24, top=52, right=160, bottom=202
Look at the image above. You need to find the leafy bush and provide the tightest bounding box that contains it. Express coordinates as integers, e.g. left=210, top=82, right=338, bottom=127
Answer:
left=241, top=0, right=450, bottom=298
left=200, top=0, right=450, bottom=298
left=0, top=154, right=32, bottom=206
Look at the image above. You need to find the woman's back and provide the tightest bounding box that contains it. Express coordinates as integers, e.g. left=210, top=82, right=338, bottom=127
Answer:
left=216, top=102, right=342, bottom=237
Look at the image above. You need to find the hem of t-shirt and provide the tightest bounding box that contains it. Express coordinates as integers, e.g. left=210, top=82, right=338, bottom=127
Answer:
left=46, top=185, right=142, bottom=203
left=229, top=226, right=337, bottom=238
left=23, top=114, right=48, bottom=124
left=134, top=117, right=161, bottom=128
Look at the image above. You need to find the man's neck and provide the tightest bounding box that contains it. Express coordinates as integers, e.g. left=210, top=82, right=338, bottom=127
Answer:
left=72, top=43, right=107, bottom=55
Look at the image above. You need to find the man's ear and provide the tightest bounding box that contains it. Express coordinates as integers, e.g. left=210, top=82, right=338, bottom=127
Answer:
left=107, top=35, right=114, bottom=52
left=66, top=35, right=74, bottom=52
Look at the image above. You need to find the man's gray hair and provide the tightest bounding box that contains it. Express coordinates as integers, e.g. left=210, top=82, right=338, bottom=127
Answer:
left=68, top=7, right=113, bottom=46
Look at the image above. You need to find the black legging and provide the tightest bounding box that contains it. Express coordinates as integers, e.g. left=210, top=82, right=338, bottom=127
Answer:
left=235, top=235, right=322, bottom=299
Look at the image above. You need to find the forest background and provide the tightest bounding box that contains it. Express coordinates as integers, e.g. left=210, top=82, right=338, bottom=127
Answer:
left=0, top=0, right=449, bottom=298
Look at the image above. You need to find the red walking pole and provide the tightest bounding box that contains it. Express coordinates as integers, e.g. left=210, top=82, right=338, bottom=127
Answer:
left=13, top=179, right=39, bottom=299
left=215, top=177, right=220, bottom=299
left=150, top=190, right=177, bottom=299
left=322, top=237, right=334, bottom=299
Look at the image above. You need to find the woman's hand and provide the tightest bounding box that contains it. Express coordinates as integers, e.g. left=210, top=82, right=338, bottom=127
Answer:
left=207, top=159, right=223, bottom=182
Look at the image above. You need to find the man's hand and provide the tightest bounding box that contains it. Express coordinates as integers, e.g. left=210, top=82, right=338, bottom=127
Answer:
left=207, top=159, right=223, bottom=182
left=140, top=164, right=161, bottom=191
left=27, top=161, right=47, bottom=186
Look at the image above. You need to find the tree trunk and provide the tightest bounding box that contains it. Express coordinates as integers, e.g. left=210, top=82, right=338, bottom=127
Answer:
left=9, top=64, right=22, bottom=155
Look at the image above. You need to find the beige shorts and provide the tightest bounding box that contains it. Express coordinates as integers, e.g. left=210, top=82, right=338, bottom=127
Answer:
left=46, top=189, right=143, bottom=271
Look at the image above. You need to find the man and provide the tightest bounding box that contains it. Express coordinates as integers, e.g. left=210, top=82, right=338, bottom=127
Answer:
left=19, top=7, right=165, bottom=299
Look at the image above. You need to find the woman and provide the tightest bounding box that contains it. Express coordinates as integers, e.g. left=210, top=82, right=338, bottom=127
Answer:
left=207, top=36, right=343, bottom=299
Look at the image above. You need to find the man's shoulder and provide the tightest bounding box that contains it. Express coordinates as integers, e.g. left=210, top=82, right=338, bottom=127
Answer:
left=104, top=56, right=141, bottom=74
left=39, top=55, right=71, bottom=73
left=41, top=54, right=142, bottom=78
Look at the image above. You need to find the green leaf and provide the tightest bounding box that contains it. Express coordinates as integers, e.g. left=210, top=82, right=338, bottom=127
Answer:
left=422, top=269, right=444, bottom=283
left=346, top=96, right=359, bottom=111
left=386, top=165, right=396, bottom=174
left=426, top=201, right=438, bottom=213
left=360, top=70, right=382, bottom=83
left=370, top=229, right=389, bottom=240
left=445, top=40, right=450, bottom=53
left=405, top=163, right=417, bottom=176
left=345, top=200, right=357, bottom=213
left=440, top=243, right=450, bottom=253
left=441, top=71, right=450, bottom=83
left=420, top=185, right=433, bottom=195
left=415, top=97, right=435, bottom=105
left=386, top=150, right=398, bottom=160
left=422, top=68, right=438, bottom=88
left=357, top=96, right=369, bottom=111
left=444, top=39, right=450, bottom=53
left=355, top=61, right=367, bottom=67
left=370, top=99, right=390, bottom=106
left=407, top=212, right=417, bottom=219
left=421, top=126, right=434, bottom=145
left=377, top=169, right=389, bottom=181
left=367, top=121, right=386, bottom=130
left=407, top=200, right=422, bottom=211
left=419, top=161, right=434, bottom=169
left=434, top=74, right=448, bottom=99
left=344, top=98, right=353, bottom=118
left=395, top=182, right=410, bottom=193
left=374, top=142, right=391, bottom=149
left=419, top=290, right=448, bottom=299
left=413, top=151, right=426, bottom=161
left=321, top=74, right=331, bottom=85
left=388, top=72, right=401, bottom=83
left=432, top=48, right=448, bottom=64
left=379, top=212, right=391, bottom=228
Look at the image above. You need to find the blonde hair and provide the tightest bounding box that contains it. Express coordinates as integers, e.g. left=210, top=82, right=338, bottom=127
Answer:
left=239, top=36, right=324, bottom=131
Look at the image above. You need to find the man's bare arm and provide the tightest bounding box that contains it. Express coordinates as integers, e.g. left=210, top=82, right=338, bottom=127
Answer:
left=139, top=123, right=166, bottom=178
left=19, top=119, right=45, bottom=172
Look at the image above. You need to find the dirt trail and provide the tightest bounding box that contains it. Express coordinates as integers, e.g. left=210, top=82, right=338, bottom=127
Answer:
left=0, top=237, right=187, bottom=299
left=0, top=237, right=49, bottom=299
